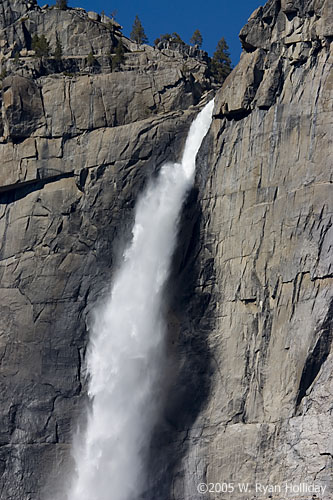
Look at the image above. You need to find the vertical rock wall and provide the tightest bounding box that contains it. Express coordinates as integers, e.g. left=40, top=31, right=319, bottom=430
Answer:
left=166, top=1, right=332, bottom=499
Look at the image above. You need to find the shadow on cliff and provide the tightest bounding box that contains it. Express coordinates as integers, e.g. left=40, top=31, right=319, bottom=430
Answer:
left=296, top=298, right=333, bottom=411
left=142, top=178, right=216, bottom=499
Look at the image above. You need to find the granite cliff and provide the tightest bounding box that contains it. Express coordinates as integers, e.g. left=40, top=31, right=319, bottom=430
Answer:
left=172, top=1, right=333, bottom=498
left=0, top=0, right=332, bottom=499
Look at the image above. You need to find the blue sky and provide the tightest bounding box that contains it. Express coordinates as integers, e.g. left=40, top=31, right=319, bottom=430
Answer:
left=44, top=0, right=263, bottom=64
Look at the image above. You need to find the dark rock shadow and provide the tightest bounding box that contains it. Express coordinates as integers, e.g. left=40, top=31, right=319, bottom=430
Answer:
left=141, top=181, right=216, bottom=499
left=296, top=298, right=333, bottom=410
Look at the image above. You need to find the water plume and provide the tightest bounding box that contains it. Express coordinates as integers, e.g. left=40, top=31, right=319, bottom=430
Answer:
left=68, top=99, right=214, bottom=500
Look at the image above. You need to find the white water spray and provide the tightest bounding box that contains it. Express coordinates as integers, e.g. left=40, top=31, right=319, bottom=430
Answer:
left=68, top=99, right=214, bottom=500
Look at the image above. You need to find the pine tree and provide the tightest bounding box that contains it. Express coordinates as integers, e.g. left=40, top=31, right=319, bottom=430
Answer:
left=210, top=37, right=232, bottom=82
left=32, top=34, right=50, bottom=59
left=154, top=33, right=171, bottom=46
left=190, top=29, right=203, bottom=48
left=31, top=33, right=39, bottom=51
left=54, top=34, right=63, bottom=61
left=87, top=50, right=95, bottom=67
left=170, top=32, right=184, bottom=45
left=112, top=39, right=125, bottom=71
left=130, top=15, right=148, bottom=45
left=155, top=33, right=184, bottom=45
left=56, top=0, right=68, bottom=9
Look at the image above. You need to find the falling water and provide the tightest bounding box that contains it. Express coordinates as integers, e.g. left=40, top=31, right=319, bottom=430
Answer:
left=68, top=99, right=214, bottom=500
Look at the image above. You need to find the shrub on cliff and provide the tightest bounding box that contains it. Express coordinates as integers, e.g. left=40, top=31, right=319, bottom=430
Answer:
left=171, top=32, right=185, bottom=45
left=130, top=15, right=148, bottom=45
left=32, top=34, right=50, bottom=58
left=112, top=40, right=125, bottom=71
left=56, top=0, right=68, bottom=10
left=0, top=69, right=7, bottom=81
left=154, top=34, right=170, bottom=46
left=54, top=34, right=63, bottom=61
left=87, top=50, right=96, bottom=67
left=154, top=32, right=185, bottom=46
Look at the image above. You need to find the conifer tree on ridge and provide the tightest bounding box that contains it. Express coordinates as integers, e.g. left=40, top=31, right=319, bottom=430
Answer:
left=130, top=15, right=148, bottom=45
left=211, top=37, right=232, bottom=81
left=190, top=29, right=203, bottom=48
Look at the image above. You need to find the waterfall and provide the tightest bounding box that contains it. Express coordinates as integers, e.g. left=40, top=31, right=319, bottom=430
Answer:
left=68, top=99, right=214, bottom=500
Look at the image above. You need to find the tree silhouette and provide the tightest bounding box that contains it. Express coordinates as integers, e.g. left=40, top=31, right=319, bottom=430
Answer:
left=170, top=32, right=184, bottom=45
left=154, top=32, right=185, bottom=46
left=190, top=29, right=203, bottom=48
left=56, top=0, right=68, bottom=10
left=32, top=34, right=50, bottom=59
left=87, top=50, right=96, bottom=67
left=54, top=34, right=63, bottom=61
left=211, top=37, right=232, bottom=81
left=130, top=15, right=148, bottom=45
left=112, top=39, right=125, bottom=71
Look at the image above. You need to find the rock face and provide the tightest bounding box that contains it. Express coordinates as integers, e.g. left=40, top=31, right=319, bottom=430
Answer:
left=0, top=0, right=332, bottom=500
left=165, top=1, right=332, bottom=499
